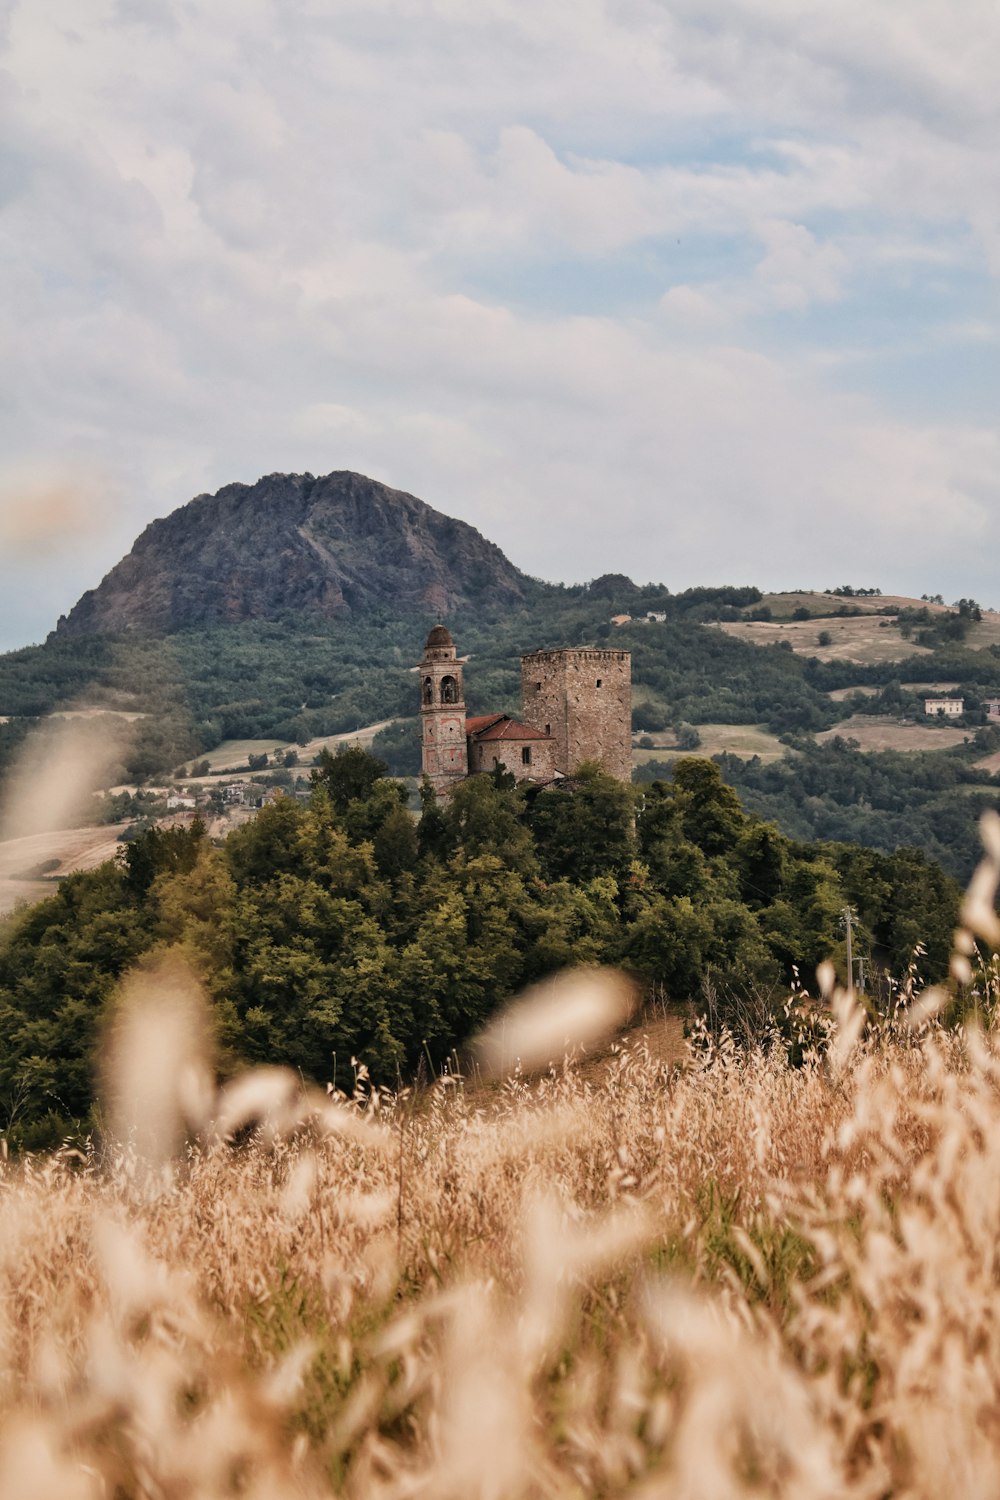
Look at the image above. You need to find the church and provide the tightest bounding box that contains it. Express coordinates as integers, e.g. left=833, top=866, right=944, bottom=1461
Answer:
left=419, top=624, right=632, bottom=796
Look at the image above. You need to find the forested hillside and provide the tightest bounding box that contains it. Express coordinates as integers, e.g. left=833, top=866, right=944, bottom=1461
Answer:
left=0, top=751, right=959, bottom=1149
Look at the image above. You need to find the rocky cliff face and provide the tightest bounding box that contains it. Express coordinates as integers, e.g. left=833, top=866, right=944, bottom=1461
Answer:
left=56, top=471, right=531, bottom=636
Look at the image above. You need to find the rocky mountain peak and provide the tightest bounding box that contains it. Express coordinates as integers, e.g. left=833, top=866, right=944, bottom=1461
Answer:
left=56, top=470, right=531, bottom=636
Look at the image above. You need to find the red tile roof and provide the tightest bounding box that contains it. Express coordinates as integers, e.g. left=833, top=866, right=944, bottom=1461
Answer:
left=467, top=714, right=551, bottom=742
left=465, top=714, right=507, bottom=735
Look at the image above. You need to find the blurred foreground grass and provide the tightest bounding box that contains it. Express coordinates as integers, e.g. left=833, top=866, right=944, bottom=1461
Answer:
left=4, top=980, right=1000, bottom=1497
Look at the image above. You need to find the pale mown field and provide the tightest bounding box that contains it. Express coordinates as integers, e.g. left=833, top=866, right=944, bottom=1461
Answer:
left=192, top=721, right=395, bottom=776
left=713, top=614, right=931, bottom=664
left=0, top=823, right=130, bottom=918
left=633, top=723, right=788, bottom=764
left=816, top=713, right=972, bottom=752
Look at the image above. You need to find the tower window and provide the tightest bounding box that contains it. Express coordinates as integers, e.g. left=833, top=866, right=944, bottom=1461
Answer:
left=596, top=678, right=602, bottom=687
left=545, top=724, right=550, bottom=734
left=440, top=675, right=458, bottom=704
left=521, top=746, right=531, bottom=765
left=535, top=682, right=542, bottom=691
left=422, top=677, right=433, bottom=704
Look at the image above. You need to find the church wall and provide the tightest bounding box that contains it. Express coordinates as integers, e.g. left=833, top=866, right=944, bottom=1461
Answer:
left=468, top=735, right=557, bottom=781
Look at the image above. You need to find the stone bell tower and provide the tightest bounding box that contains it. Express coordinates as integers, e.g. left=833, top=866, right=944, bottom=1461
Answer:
left=419, top=624, right=468, bottom=795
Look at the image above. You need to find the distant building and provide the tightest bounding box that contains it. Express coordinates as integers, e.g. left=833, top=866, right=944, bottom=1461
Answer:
left=985, top=699, right=1000, bottom=721
left=610, top=614, right=632, bottom=627
left=646, top=611, right=667, bottom=623
left=418, top=626, right=632, bottom=797
left=924, top=697, right=964, bottom=717
left=166, top=794, right=197, bottom=810
left=222, top=781, right=255, bottom=804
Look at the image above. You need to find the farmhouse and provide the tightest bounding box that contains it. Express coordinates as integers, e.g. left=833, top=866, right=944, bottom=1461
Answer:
left=419, top=625, right=631, bottom=797
left=924, top=697, right=964, bottom=717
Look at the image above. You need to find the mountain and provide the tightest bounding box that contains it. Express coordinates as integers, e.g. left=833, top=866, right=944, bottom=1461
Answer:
left=56, top=470, right=533, bottom=636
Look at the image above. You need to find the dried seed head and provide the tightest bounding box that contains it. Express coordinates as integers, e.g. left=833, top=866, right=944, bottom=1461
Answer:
left=473, top=967, right=638, bottom=1077
left=101, top=955, right=213, bottom=1168
left=0, top=713, right=130, bottom=842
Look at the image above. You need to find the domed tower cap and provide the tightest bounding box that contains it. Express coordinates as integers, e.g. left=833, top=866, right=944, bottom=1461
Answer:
left=425, top=624, right=454, bottom=650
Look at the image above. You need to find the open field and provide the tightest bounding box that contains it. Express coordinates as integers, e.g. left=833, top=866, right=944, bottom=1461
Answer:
left=189, top=721, right=396, bottom=777
left=816, top=713, right=970, bottom=752
left=713, top=614, right=930, bottom=664
left=826, top=684, right=878, bottom=701
left=3, top=962, right=1000, bottom=1498
left=633, top=722, right=788, bottom=764
left=0, top=822, right=129, bottom=917
left=761, top=590, right=890, bottom=617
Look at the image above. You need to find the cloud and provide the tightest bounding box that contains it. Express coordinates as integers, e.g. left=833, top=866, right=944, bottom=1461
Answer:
left=1, top=0, right=999, bottom=650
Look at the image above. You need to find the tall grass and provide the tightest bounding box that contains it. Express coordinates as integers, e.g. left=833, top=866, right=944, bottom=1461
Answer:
left=2, top=819, right=1000, bottom=1496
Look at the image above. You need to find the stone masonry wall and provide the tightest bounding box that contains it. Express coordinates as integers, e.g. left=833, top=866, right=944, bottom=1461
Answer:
left=520, top=649, right=632, bottom=781
left=468, top=735, right=558, bottom=781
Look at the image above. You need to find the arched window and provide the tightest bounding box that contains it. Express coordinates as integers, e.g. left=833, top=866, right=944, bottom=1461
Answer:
left=422, top=677, right=433, bottom=705
left=440, top=675, right=458, bottom=704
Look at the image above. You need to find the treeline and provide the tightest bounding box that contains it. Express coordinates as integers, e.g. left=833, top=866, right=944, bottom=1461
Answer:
left=0, top=751, right=959, bottom=1149
left=700, top=740, right=996, bottom=882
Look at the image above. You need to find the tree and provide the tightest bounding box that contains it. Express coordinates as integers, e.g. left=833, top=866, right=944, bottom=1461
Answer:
left=670, top=758, right=746, bottom=857
left=373, top=804, right=419, bottom=881
left=311, top=746, right=388, bottom=812
left=527, top=764, right=634, bottom=882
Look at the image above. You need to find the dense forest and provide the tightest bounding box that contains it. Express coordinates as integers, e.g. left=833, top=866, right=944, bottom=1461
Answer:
left=633, top=734, right=1000, bottom=883
left=0, top=750, right=960, bottom=1150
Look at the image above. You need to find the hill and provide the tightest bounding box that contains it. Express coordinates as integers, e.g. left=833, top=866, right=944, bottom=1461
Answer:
left=56, top=470, right=533, bottom=636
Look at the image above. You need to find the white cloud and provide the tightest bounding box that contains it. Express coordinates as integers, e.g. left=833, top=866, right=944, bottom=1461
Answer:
left=1, top=0, right=1000, bottom=648
left=752, top=218, right=847, bottom=309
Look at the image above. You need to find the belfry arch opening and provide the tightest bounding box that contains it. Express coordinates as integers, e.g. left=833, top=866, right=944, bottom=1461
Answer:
left=422, top=677, right=433, bottom=705
left=440, top=675, right=459, bottom=704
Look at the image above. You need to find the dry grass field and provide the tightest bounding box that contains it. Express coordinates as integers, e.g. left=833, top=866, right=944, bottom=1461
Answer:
left=826, top=684, right=878, bottom=701
left=191, top=722, right=395, bottom=776
left=633, top=723, right=788, bottom=764
left=0, top=823, right=130, bottom=917
left=713, top=614, right=930, bottom=664
left=816, top=714, right=971, bottom=752
left=721, top=596, right=1000, bottom=666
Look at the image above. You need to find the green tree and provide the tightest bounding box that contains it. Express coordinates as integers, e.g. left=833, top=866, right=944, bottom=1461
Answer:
left=311, top=745, right=388, bottom=812
left=527, top=764, right=634, bottom=882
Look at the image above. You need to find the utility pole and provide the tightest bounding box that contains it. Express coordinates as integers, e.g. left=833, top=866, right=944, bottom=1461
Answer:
left=842, top=906, right=854, bottom=993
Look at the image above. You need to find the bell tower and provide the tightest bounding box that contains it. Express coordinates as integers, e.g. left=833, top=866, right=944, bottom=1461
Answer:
left=419, top=624, right=468, bottom=795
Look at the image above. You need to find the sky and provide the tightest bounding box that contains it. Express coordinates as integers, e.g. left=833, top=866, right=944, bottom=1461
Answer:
left=1, top=0, right=999, bottom=650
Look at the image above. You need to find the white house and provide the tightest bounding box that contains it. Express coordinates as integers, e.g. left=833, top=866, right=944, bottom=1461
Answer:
left=924, top=697, right=964, bottom=717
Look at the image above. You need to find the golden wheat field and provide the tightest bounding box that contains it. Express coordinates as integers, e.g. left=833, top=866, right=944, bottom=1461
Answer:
left=4, top=825, right=1000, bottom=1499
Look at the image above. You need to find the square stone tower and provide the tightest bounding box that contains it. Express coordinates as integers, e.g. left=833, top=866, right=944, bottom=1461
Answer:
left=520, top=648, right=632, bottom=781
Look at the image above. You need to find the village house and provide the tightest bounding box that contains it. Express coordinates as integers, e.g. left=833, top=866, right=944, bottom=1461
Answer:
left=419, top=625, right=632, bottom=797
left=924, top=697, right=964, bottom=717
left=985, top=699, right=1000, bottom=721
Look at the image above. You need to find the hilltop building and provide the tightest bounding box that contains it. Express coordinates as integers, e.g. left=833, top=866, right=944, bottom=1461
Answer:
left=418, top=626, right=631, bottom=797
